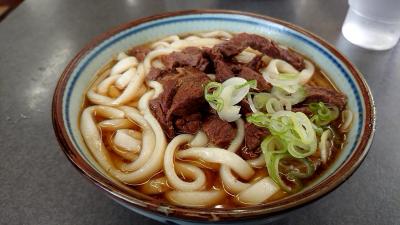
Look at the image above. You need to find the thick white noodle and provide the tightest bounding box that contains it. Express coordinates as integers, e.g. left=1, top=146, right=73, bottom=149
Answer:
left=236, top=177, right=280, bottom=205
left=169, top=37, right=223, bottom=50
left=298, top=60, right=315, bottom=84
left=113, top=129, right=141, bottom=154
left=164, top=134, right=206, bottom=191
left=87, top=87, right=115, bottom=106
left=111, top=56, right=138, bottom=75
left=160, top=35, right=180, bottom=43
left=143, top=48, right=175, bottom=74
left=247, top=153, right=266, bottom=168
left=116, top=91, right=167, bottom=182
left=340, top=109, right=353, bottom=132
left=198, top=30, right=233, bottom=39
left=98, top=119, right=133, bottom=130
left=262, top=59, right=315, bottom=93
left=220, top=119, right=251, bottom=194
left=117, top=52, right=128, bottom=60
left=97, top=74, right=121, bottom=95
left=112, top=64, right=145, bottom=105
left=147, top=81, right=163, bottom=99
left=117, top=106, right=155, bottom=172
left=189, top=131, right=209, bottom=147
left=165, top=190, right=226, bottom=208
left=115, top=67, right=136, bottom=90
left=319, top=129, right=332, bottom=164
left=177, top=147, right=254, bottom=179
left=151, top=41, right=170, bottom=49
left=87, top=58, right=141, bottom=106
left=80, top=101, right=167, bottom=184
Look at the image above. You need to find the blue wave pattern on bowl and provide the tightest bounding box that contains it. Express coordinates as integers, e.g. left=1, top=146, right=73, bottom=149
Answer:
left=63, top=14, right=363, bottom=191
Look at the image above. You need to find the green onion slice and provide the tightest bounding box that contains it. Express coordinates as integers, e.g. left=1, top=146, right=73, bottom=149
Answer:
left=204, top=82, right=224, bottom=112
left=266, top=153, right=315, bottom=192
left=235, top=79, right=257, bottom=90
left=309, top=102, right=339, bottom=126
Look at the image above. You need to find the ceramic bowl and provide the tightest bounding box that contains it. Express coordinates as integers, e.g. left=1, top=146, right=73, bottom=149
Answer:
left=52, top=10, right=376, bottom=224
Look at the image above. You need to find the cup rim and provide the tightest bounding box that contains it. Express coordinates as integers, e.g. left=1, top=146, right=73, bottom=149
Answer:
left=52, top=9, right=376, bottom=221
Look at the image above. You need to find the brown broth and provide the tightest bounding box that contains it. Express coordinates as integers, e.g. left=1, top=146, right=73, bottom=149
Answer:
left=80, top=33, right=349, bottom=209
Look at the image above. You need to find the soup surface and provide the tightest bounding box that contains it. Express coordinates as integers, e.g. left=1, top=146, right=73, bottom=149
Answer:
left=80, top=31, right=353, bottom=208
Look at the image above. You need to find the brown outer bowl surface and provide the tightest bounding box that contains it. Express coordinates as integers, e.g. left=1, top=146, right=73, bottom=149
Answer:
left=52, top=9, right=376, bottom=222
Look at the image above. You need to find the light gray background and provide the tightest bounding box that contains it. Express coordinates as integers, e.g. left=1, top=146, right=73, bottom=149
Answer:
left=0, top=0, right=398, bottom=224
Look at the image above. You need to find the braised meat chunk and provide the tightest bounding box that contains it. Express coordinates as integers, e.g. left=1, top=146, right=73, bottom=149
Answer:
left=202, top=115, right=237, bottom=148
left=214, top=33, right=305, bottom=70
left=167, top=68, right=210, bottom=118
left=149, top=67, right=210, bottom=138
left=161, top=47, right=209, bottom=71
left=240, top=123, right=270, bottom=160
left=238, top=66, right=272, bottom=91
left=175, top=113, right=202, bottom=134
left=304, top=86, right=347, bottom=110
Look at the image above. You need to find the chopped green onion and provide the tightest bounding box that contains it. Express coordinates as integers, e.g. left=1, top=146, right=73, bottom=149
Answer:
left=248, top=110, right=318, bottom=191
left=253, top=93, right=273, bottom=110
left=271, top=86, right=306, bottom=105
left=309, top=102, right=339, bottom=126
left=265, top=153, right=314, bottom=192
left=246, top=112, right=271, bottom=127
left=247, top=111, right=317, bottom=157
left=204, top=82, right=224, bottom=112
left=287, top=140, right=317, bottom=158
left=235, top=79, right=257, bottom=90
left=204, top=82, right=223, bottom=95
left=261, top=136, right=287, bottom=155
left=312, top=123, right=324, bottom=135
left=268, top=117, right=290, bottom=134
left=278, top=73, right=298, bottom=80
left=265, top=98, right=284, bottom=114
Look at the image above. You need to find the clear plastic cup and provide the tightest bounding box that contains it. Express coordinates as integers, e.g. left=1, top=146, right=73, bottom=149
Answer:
left=342, top=0, right=400, bottom=50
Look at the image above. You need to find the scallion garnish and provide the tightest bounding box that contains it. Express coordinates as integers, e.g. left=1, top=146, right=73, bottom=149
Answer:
left=308, top=102, right=339, bottom=126
left=204, top=82, right=224, bottom=112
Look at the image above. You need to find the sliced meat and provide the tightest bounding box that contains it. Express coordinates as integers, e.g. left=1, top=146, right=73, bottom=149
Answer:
left=167, top=68, right=210, bottom=118
left=161, top=47, right=209, bottom=71
left=175, top=113, right=202, bottom=134
left=149, top=67, right=210, bottom=138
left=149, top=76, right=179, bottom=138
left=240, top=123, right=270, bottom=160
left=238, top=66, right=272, bottom=91
left=304, top=86, right=347, bottom=110
left=214, top=59, right=235, bottom=82
left=204, top=47, right=240, bottom=82
left=214, top=33, right=305, bottom=70
left=158, top=78, right=179, bottom=112
left=149, top=99, right=175, bottom=138
left=202, top=115, right=237, bottom=148
left=128, top=45, right=150, bottom=62
left=147, top=67, right=173, bottom=81
left=239, top=99, right=253, bottom=116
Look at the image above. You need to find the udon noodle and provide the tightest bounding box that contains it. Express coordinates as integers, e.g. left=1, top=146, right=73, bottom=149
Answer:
left=80, top=31, right=352, bottom=208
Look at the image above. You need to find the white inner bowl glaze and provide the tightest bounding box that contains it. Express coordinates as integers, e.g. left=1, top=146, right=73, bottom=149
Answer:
left=62, top=13, right=365, bottom=197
